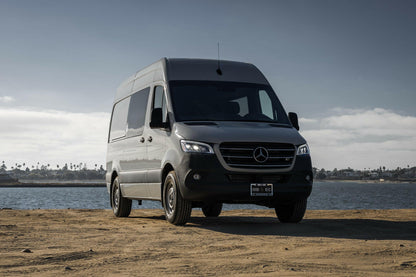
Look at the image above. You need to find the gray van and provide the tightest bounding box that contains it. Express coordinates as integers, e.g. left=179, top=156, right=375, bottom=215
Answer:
left=106, top=58, right=313, bottom=225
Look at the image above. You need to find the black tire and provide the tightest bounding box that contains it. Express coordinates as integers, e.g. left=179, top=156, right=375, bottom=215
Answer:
left=275, top=199, right=307, bottom=223
left=202, top=203, right=223, bottom=217
left=110, top=177, right=132, bottom=217
left=162, top=171, right=192, bottom=225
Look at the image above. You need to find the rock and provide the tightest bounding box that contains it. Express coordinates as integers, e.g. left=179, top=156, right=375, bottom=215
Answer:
left=89, top=248, right=94, bottom=252
left=400, top=244, right=404, bottom=247
left=285, top=248, right=289, bottom=250
left=64, top=266, right=72, bottom=270
left=22, top=248, right=32, bottom=253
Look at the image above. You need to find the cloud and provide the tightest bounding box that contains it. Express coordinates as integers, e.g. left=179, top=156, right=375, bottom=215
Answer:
left=0, top=96, right=15, bottom=103
left=300, top=108, right=416, bottom=169
left=299, top=117, right=318, bottom=124
left=0, top=107, right=110, bottom=168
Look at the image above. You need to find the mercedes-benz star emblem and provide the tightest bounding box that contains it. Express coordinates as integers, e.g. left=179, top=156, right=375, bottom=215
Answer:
left=253, top=147, right=269, bottom=163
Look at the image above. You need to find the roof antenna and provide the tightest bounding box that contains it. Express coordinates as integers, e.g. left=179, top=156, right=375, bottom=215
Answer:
left=216, top=42, right=222, bottom=75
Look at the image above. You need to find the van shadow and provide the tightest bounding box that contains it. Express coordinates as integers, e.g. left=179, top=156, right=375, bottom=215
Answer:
left=186, top=216, right=416, bottom=241
left=130, top=215, right=166, bottom=220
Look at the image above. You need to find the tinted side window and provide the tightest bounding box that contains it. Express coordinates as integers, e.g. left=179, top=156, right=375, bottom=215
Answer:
left=109, top=97, right=130, bottom=141
left=152, top=86, right=167, bottom=122
left=127, top=87, right=150, bottom=137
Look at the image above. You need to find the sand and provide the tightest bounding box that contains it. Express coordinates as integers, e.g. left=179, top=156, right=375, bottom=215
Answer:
left=1, top=209, right=415, bottom=276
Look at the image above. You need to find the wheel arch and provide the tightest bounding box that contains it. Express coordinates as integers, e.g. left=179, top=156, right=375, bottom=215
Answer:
left=109, top=171, right=118, bottom=197
left=161, top=163, right=174, bottom=200
left=111, top=171, right=118, bottom=185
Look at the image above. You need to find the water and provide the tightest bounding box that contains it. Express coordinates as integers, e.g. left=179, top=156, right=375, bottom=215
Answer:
left=0, top=181, right=415, bottom=210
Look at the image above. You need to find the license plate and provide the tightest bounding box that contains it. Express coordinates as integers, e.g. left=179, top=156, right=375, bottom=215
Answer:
left=250, top=183, right=273, bottom=196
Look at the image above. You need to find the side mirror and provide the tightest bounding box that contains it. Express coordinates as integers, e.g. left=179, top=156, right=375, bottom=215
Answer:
left=150, top=108, right=170, bottom=129
left=288, top=112, right=299, bottom=131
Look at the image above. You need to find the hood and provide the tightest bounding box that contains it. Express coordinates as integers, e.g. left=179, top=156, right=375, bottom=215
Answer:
left=173, top=121, right=307, bottom=145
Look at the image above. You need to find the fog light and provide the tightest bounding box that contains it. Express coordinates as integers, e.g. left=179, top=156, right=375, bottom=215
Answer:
left=193, top=173, right=201, bottom=180
left=305, top=174, right=311, bottom=182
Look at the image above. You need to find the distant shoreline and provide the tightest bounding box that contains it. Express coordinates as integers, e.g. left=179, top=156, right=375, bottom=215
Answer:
left=0, top=179, right=414, bottom=188
left=316, top=179, right=416, bottom=184
left=0, top=181, right=106, bottom=187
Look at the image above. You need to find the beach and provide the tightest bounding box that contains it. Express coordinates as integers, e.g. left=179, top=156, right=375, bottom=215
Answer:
left=1, top=209, right=415, bottom=276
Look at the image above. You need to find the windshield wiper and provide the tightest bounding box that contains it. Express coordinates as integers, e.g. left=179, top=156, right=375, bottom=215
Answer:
left=268, top=123, right=292, bottom=128
left=181, top=119, right=291, bottom=128
left=228, top=119, right=289, bottom=125
left=183, top=121, right=218, bottom=126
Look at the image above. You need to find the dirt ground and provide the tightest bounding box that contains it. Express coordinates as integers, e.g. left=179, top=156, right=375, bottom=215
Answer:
left=1, top=209, right=415, bottom=276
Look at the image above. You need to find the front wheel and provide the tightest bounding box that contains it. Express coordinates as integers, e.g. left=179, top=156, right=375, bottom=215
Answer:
left=162, top=171, right=192, bottom=225
left=111, top=177, right=132, bottom=217
left=275, top=199, right=307, bottom=223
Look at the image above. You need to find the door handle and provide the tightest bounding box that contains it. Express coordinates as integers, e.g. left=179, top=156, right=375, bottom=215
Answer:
left=140, top=137, right=145, bottom=143
left=147, top=136, right=153, bottom=142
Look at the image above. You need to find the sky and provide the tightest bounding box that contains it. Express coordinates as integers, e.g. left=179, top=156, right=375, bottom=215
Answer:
left=0, top=0, right=415, bottom=170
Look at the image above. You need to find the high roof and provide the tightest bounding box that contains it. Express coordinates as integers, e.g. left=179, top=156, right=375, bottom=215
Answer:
left=165, top=58, right=269, bottom=85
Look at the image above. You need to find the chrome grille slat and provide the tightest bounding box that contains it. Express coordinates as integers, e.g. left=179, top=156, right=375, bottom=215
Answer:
left=227, top=164, right=290, bottom=168
left=220, top=147, right=253, bottom=151
left=219, top=142, right=295, bottom=169
left=268, top=148, right=295, bottom=151
left=222, top=155, right=253, bottom=159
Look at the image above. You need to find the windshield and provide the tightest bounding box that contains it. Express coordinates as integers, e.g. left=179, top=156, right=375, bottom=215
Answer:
left=169, top=81, right=291, bottom=124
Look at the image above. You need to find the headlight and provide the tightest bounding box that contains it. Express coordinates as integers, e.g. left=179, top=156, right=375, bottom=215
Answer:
left=297, top=144, right=310, bottom=155
left=180, top=140, right=214, bottom=154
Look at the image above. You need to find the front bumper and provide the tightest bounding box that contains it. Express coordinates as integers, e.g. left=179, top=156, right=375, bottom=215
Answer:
left=175, top=153, right=313, bottom=207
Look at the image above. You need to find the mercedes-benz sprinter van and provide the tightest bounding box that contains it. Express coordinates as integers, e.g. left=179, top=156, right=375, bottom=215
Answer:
left=106, top=58, right=313, bottom=225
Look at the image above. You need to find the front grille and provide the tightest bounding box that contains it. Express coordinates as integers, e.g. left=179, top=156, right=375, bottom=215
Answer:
left=219, top=142, right=295, bottom=169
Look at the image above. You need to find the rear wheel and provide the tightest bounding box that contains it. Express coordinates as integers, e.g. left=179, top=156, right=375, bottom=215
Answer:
left=275, top=199, right=307, bottom=223
left=162, top=171, right=192, bottom=225
left=202, top=203, right=223, bottom=217
left=111, top=177, right=132, bottom=217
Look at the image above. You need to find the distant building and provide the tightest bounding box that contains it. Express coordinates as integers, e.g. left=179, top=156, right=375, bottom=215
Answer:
left=381, top=172, right=393, bottom=178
